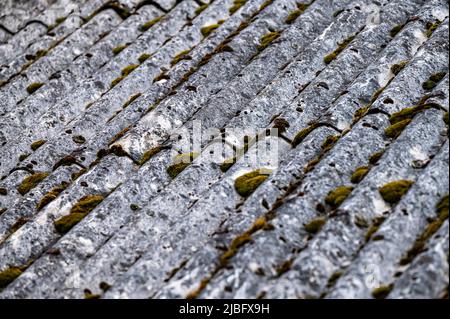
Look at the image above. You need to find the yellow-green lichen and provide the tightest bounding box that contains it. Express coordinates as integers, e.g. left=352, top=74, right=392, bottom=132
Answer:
left=30, top=139, right=46, bottom=151
left=36, top=182, right=68, bottom=211
left=229, top=0, right=247, bottom=14
left=258, top=31, right=281, bottom=52
left=235, top=170, right=269, bottom=197
left=140, top=16, right=163, bottom=32
left=54, top=195, right=104, bottom=234
left=112, top=44, right=127, bottom=55
left=384, top=119, right=411, bottom=138
left=171, top=50, right=192, bottom=66
left=17, top=172, right=50, bottom=195
left=304, top=217, right=326, bottom=234
left=372, top=284, right=393, bottom=299
left=166, top=152, right=199, bottom=179
left=323, top=35, right=355, bottom=64
left=285, top=3, right=309, bottom=24
left=351, top=166, right=369, bottom=184
left=26, top=82, right=44, bottom=94
left=379, top=180, right=414, bottom=204
left=325, top=186, right=354, bottom=209
left=422, top=72, right=446, bottom=91
left=0, top=267, right=23, bottom=289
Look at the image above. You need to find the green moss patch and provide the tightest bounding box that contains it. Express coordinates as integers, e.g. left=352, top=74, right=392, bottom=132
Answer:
left=139, top=146, right=163, bottom=166
left=54, top=195, right=104, bottom=234
left=291, top=123, right=320, bottom=148
left=121, top=64, right=139, bottom=77
left=325, top=186, right=353, bottom=208
left=369, top=150, right=384, bottom=165
left=26, top=82, right=44, bottom=94
left=372, top=284, right=393, bottom=299
left=18, top=172, right=50, bottom=195
left=30, top=139, right=46, bottom=151
left=285, top=3, right=309, bottom=24
left=140, top=16, right=163, bottom=32
left=365, top=216, right=386, bottom=242
left=229, top=0, right=247, bottom=14
left=235, top=170, right=270, bottom=197
left=259, top=0, right=274, bottom=11
left=390, top=61, right=408, bottom=75
left=379, top=180, right=414, bottom=204
left=138, top=53, right=151, bottom=64
left=351, top=166, right=369, bottom=184
left=171, top=50, right=192, bottom=66
left=324, top=35, right=355, bottom=64
left=384, top=119, right=411, bottom=138
left=36, top=182, right=68, bottom=211
left=258, top=31, right=281, bottom=52
left=195, top=3, right=209, bottom=15
left=304, top=217, right=326, bottom=234
left=422, top=72, right=446, bottom=91
left=201, top=23, right=221, bottom=37
left=166, top=152, right=199, bottom=179
left=0, top=267, right=23, bottom=289
left=426, top=20, right=442, bottom=37
left=112, top=44, right=127, bottom=55
left=390, top=24, right=404, bottom=37
left=321, top=135, right=340, bottom=151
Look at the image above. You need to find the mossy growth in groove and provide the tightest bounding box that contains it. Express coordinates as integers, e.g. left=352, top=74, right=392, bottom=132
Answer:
left=110, top=75, right=124, bottom=88
left=258, top=31, right=281, bottom=52
left=372, top=284, right=393, bottom=299
left=352, top=105, right=370, bottom=123
left=26, top=82, right=44, bottom=94
left=235, top=170, right=270, bottom=198
left=399, top=194, right=449, bottom=265
left=323, top=35, right=355, bottom=64
left=138, top=53, right=151, bottom=64
left=304, top=217, right=326, bottom=234
left=369, top=150, right=384, bottom=165
left=17, top=172, right=50, bottom=195
left=259, top=0, right=274, bottom=11
left=389, top=102, right=441, bottom=125
left=384, top=119, right=411, bottom=138
left=54, top=195, right=104, bottom=234
left=220, top=157, right=237, bottom=172
left=0, top=267, right=23, bottom=289
left=365, top=216, right=386, bottom=242
left=140, top=16, right=163, bottom=32
left=195, top=3, right=209, bottom=15
left=351, top=166, right=369, bottom=184
left=19, top=153, right=30, bottom=162
left=166, top=152, right=199, bottom=179
left=321, top=135, right=340, bottom=151
left=291, top=123, right=320, bottom=148
left=285, top=3, right=309, bottom=24
left=122, top=93, right=142, bottom=109
left=229, top=0, right=248, bottom=14
left=275, top=259, right=293, bottom=276
left=171, top=50, right=192, bottom=66
left=444, top=112, right=449, bottom=125
left=112, top=44, right=127, bottom=55
left=390, top=61, right=408, bottom=75
left=121, top=64, right=139, bottom=77
left=390, top=24, right=404, bottom=37
left=220, top=217, right=268, bottom=266
left=325, top=186, right=353, bottom=208
left=139, top=146, right=163, bottom=166
left=425, top=20, right=442, bottom=37
left=379, top=180, right=414, bottom=204
left=422, top=72, right=446, bottom=91
left=36, top=181, right=69, bottom=211
left=201, top=22, right=222, bottom=37
left=0, top=188, right=7, bottom=196
left=30, top=139, right=46, bottom=151
left=48, top=16, right=67, bottom=31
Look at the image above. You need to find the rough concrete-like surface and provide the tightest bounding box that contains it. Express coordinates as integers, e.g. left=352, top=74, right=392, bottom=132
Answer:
left=0, top=0, right=448, bottom=299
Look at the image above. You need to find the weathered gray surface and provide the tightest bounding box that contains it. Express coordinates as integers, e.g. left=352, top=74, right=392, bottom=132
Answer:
left=0, top=0, right=448, bottom=299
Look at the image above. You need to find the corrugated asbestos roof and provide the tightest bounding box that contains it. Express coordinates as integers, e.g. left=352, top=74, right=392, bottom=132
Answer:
left=0, top=0, right=448, bottom=299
